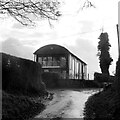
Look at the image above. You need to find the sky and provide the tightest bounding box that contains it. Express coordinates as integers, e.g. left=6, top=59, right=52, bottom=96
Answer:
left=0, top=0, right=119, bottom=79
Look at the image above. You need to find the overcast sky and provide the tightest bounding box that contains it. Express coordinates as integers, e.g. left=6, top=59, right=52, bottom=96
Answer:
left=0, top=0, right=119, bottom=79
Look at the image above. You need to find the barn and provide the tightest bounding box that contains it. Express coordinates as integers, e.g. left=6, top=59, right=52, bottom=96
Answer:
left=33, top=44, right=87, bottom=80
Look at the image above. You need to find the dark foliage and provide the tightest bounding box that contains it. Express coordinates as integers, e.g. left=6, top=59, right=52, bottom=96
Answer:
left=1, top=52, right=46, bottom=96
left=94, top=72, right=115, bottom=83
left=42, top=72, right=60, bottom=88
left=115, top=57, right=120, bottom=94
left=2, top=91, right=45, bottom=120
left=116, top=57, right=120, bottom=78
left=84, top=86, right=120, bottom=119
left=82, top=80, right=100, bottom=88
left=97, top=32, right=113, bottom=75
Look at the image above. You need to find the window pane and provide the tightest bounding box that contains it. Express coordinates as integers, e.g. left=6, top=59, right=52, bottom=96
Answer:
left=53, top=56, right=60, bottom=66
left=60, top=57, right=66, bottom=68
left=38, top=57, right=42, bottom=64
left=47, top=57, right=52, bottom=66
left=43, top=57, right=47, bottom=66
left=62, top=70, right=66, bottom=79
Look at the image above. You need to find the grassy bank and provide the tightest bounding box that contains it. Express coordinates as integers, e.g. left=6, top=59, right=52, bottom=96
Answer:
left=2, top=91, right=46, bottom=120
left=84, top=86, right=120, bottom=119
left=84, top=57, right=120, bottom=119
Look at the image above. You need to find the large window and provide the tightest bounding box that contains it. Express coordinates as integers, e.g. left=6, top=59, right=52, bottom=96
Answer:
left=38, top=56, right=66, bottom=68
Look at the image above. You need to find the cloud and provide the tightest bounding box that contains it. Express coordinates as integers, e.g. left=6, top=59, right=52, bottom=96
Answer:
left=80, top=20, right=94, bottom=33
left=2, top=38, right=35, bottom=60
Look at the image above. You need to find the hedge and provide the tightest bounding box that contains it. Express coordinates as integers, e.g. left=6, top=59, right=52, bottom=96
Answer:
left=1, top=53, right=46, bottom=96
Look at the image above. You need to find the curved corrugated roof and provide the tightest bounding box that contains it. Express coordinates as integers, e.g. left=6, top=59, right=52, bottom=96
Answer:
left=34, top=44, right=69, bottom=55
left=34, top=44, right=87, bottom=65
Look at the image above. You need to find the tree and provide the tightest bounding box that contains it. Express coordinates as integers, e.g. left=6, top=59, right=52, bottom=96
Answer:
left=0, top=0, right=95, bottom=25
left=97, top=32, right=113, bottom=75
left=0, top=0, right=61, bottom=25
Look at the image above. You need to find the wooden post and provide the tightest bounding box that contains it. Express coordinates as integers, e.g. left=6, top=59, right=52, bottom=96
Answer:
left=117, top=24, right=120, bottom=58
left=88, top=73, right=89, bottom=80
left=118, top=2, right=120, bottom=58
left=34, top=54, right=36, bottom=62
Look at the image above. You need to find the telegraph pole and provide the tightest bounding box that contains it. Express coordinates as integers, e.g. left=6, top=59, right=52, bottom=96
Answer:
left=118, top=1, right=120, bottom=58
left=116, top=24, right=120, bottom=58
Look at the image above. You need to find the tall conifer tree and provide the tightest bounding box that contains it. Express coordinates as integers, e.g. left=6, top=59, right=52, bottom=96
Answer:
left=97, top=32, right=113, bottom=75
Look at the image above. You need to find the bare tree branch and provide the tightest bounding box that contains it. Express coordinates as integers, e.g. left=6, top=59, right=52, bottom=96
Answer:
left=0, top=0, right=61, bottom=25
left=82, top=0, right=95, bottom=10
left=77, top=0, right=95, bottom=14
left=0, top=0, right=95, bottom=25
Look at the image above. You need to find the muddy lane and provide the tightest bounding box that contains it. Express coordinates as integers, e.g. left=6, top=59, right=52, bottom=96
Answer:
left=35, top=89, right=99, bottom=119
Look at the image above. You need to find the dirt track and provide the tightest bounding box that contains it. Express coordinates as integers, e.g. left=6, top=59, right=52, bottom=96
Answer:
left=35, top=89, right=99, bottom=119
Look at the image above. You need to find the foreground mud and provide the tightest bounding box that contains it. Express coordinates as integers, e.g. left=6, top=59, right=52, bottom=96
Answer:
left=35, top=89, right=99, bottom=119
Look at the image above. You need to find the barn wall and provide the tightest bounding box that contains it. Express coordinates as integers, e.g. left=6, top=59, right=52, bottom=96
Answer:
left=34, top=44, right=87, bottom=80
left=42, top=72, right=99, bottom=88
left=68, top=54, right=87, bottom=80
left=58, top=79, right=99, bottom=88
